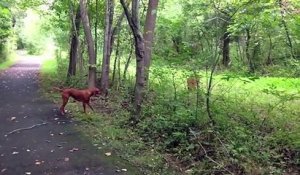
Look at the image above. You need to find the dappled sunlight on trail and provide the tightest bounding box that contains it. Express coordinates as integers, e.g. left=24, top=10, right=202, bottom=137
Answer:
left=16, top=50, right=54, bottom=66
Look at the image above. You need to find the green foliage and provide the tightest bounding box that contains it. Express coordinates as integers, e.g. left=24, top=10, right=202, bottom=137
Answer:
left=262, top=59, right=300, bottom=77
left=155, top=0, right=300, bottom=73
left=0, top=4, right=12, bottom=60
left=37, top=0, right=300, bottom=174
left=130, top=62, right=300, bottom=173
left=0, top=6, right=11, bottom=41
left=15, top=10, right=49, bottom=55
left=40, top=51, right=89, bottom=89
left=0, top=52, right=16, bottom=70
left=40, top=59, right=174, bottom=174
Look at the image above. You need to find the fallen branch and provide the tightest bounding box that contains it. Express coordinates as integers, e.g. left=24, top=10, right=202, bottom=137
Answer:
left=4, top=122, right=48, bottom=137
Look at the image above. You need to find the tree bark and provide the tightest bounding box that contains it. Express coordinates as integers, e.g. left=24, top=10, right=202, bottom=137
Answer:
left=222, top=31, right=230, bottom=67
left=110, top=12, right=126, bottom=55
left=143, top=0, right=159, bottom=84
left=278, top=0, right=296, bottom=59
left=112, top=34, right=120, bottom=85
left=78, top=38, right=85, bottom=73
left=101, top=0, right=115, bottom=94
left=172, top=37, right=181, bottom=53
left=237, top=38, right=244, bottom=63
left=120, top=0, right=145, bottom=121
left=123, top=40, right=134, bottom=81
left=95, top=0, right=99, bottom=61
left=67, top=6, right=81, bottom=79
left=246, top=28, right=254, bottom=73
left=80, top=0, right=96, bottom=88
left=266, top=34, right=273, bottom=65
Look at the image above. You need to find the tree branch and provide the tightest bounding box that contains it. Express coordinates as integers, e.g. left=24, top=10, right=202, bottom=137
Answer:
left=4, top=122, right=48, bottom=137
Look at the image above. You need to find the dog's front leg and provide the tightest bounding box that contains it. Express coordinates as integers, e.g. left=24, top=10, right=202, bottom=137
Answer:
left=60, top=95, right=69, bottom=115
left=82, top=103, right=86, bottom=113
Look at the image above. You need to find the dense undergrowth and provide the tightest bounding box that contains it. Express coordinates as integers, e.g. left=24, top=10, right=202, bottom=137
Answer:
left=0, top=52, right=17, bottom=71
left=0, top=38, right=17, bottom=71
left=40, top=57, right=300, bottom=174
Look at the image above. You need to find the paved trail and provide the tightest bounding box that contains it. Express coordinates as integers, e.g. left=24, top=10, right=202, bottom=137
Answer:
left=0, top=55, right=133, bottom=175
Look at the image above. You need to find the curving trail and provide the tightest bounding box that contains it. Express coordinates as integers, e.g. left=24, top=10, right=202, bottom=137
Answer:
left=0, top=53, right=131, bottom=175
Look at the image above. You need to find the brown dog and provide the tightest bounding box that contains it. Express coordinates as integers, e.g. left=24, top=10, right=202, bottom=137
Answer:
left=53, top=87, right=100, bottom=115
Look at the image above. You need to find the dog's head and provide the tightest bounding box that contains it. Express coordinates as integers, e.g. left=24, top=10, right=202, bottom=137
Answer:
left=89, top=87, right=100, bottom=96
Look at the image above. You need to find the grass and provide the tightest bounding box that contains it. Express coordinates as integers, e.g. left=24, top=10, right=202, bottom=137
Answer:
left=0, top=53, right=17, bottom=71
left=40, top=59, right=57, bottom=75
left=39, top=56, right=300, bottom=174
left=39, top=58, right=177, bottom=174
left=74, top=112, right=176, bottom=175
left=139, top=63, right=299, bottom=173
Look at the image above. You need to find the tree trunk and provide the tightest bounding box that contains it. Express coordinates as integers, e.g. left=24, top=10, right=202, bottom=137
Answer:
left=67, top=7, right=81, bottom=79
left=246, top=28, right=254, bottom=73
left=278, top=0, right=296, bottom=59
left=78, top=38, right=85, bottom=73
left=143, top=0, right=159, bottom=84
left=123, top=40, right=133, bottom=81
left=252, top=40, right=260, bottom=67
left=110, top=12, right=126, bottom=55
left=266, top=34, right=273, bottom=65
left=112, top=34, right=120, bottom=85
left=80, top=0, right=96, bottom=88
left=101, top=0, right=115, bottom=94
left=95, top=0, right=99, bottom=61
left=120, top=0, right=145, bottom=122
left=118, top=45, right=121, bottom=86
left=222, top=31, right=230, bottom=67
left=172, top=37, right=181, bottom=53
left=237, top=38, right=244, bottom=63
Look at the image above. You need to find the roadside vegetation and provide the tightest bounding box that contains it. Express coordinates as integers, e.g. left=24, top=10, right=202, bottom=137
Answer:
left=40, top=54, right=300, bottom=174
left=2, top=0, right=300, bottom=174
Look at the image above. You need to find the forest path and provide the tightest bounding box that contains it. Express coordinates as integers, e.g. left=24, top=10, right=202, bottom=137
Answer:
left=0, top=52, right=131, bottom=175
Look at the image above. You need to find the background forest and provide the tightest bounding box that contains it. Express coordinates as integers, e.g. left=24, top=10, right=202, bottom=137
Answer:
left=1, top=0, right=300, bottom=174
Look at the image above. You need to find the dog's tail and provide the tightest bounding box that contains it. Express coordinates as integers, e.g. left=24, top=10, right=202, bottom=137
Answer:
left=52, top=87, right=64, bottom=92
